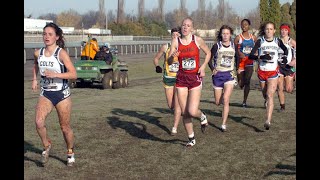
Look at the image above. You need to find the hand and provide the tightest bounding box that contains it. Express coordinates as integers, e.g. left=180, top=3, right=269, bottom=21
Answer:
left=212, top=69, right=218, bottom=75
left=171, top=50, right=180, bottom=58
left=282, top=56, right=288, bottom=64
left=32, top=79, right=38, bottom=92
left=237, top=69, right=242, bottom=74
left=167, top=51, right=180, bottom=65
left=44, top=69, right=57, bottom=78
left=155, top=66, right=162, bottom=73
left=285, top=64, right=292, bottom=69
left=260, top=54, right=272, bottom=60
left=198, top=66, right=206, bottom=77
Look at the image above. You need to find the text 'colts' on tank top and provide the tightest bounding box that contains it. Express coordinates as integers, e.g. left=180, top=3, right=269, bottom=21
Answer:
left=37, top=47, right=68, bottom=91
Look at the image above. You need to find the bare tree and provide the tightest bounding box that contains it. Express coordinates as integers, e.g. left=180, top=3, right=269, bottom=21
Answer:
left=180, top=0, right=186, bottom=12
left=205, top=1, right=217, bottom=29
left=107, top=10, right=117, bottom=24
left=158, top=0, right=165, bottom=22
left=96, top=0, right=106, bottom=28
left=165, top=11, right=178, bottom=28
left=245, top=7, right=260, bottom=30
left=138, top=0, right=145, bottom=20
left=38, top=13, right=57, bottom=23
left=214, top=0, right=238, bottom=28
left=56, top=9, right=82, bottom=28
left=117, top=0, right=125, bottom=23
left=82, top=10, right=99, bottom=29
left=145, top=8, right=161, bottom=22
left=217, top=0, right=225, bottom=23
left=198, top=0, right=206, bottom=29
left=176, top=0, right=187, bottom=25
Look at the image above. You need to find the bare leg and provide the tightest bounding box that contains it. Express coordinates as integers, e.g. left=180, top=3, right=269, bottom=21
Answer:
left=277, top=75, right=285, bottom=110
left=221, top=83, right=234, bottom=126
left=35, top=96, right=54, bottom=148
left=260, top=81, right=267, bottom=107
left=214, top=88, right=223, bottom=106
left=164, top=87, right=174, bottom=109
left=265, top=78, right=278, bottom=125
left=172, top=87, right=182, bottom=131
left=285, top=76, right=294, bottom=93
left=237, top=70, right=245, bottom=89
left=176, top=87, right=193, bottom=137
left=56, top=97, right=74, bottom=150
left=243, top=66, right=253, bottom=105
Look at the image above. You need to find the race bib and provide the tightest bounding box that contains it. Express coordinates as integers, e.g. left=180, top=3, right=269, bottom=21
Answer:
left=278, top=48, right=284, bottom=60
left=182, top=57, right=196, bottom=70
left=262, top=51, right=275, bottom=63
left=62, top=87, right=71, bottom=98
left=169, top=62, right=179, bottom=72
left=40, top=77, right=57, bottom=90
left=220, top=55, right=232, bottom=67
left=242, top=46, right=252, bottom=54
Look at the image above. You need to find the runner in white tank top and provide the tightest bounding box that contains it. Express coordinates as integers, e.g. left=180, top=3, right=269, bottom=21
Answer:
left=248, top=21, right=288, bottom=130
left=276, top=23, right=297, bottom=111
left=32, top=22, right=77, bottom=166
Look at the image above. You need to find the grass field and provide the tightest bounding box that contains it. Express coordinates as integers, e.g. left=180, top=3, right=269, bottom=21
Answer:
left=24, top=54, right=296, bottom=179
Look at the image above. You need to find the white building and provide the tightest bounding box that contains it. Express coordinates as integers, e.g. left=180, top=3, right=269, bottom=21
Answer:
left=24, top=18, right=53, bottom=32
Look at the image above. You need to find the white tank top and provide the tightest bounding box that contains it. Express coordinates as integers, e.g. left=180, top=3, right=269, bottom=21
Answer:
left=37, top=47, right=68, bottom=91
left=215, top=41, right=236, bottom=72
left=259, top=37, right=280, bottom=71
left=278, top=37, right=293, bottom=64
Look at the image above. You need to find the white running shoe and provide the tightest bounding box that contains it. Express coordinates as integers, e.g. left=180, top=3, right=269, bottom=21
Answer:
left=67, top=149, right=75, bottom=167
left=221, top=124, right=227, bottom=132
left=200, top=112, right=208, bottom=133
left=186, top=139, right=196, bottom=147
left=171, top=127, right=177, bottom=136
left=41, top=141, right=52, bottom=165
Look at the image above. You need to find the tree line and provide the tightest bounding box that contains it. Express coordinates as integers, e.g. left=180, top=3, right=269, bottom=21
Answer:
left=24, top=0, right=296, bottom=39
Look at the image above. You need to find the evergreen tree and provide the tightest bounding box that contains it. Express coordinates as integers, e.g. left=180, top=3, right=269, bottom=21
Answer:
left=280, top=3, right=295, bottom=39
left=260, top=0, right=270, bottom=23
left=269, top=0, right=281, bottom=36
left=290, top=0, right=296, bottom=30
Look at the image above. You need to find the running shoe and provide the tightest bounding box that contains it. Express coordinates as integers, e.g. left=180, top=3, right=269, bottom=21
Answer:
left=41, top=140, right=52, bottom=165
left=186, top=139, right=196, bottom=147
left=242, top=103, right=247, bottom=108
left=67, top=149, right=75, bottom=167
left=221, top=124, right=227, bottom=132
left=200, top=112, right=208, bottom=133
left=264, top=121, right=271, bottom=130
left=171, top=127, right=177, bottom=136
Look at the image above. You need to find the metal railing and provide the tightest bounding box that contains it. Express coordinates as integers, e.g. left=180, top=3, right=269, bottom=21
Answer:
left=24, top=41, right=215, bottom=64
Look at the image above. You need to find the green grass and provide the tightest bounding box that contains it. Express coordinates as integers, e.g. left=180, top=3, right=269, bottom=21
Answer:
left=24, top=54, right=296, bottom=179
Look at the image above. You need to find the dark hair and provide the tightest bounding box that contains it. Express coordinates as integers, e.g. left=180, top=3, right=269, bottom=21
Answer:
left=258, top=21, right=275, bottom=37
left=241, top=19, right=251, bottom=25
left=92, top=38, right=97, bottom=41
left=43, top=22, right=65, bottom=49
left=171, top=27, right=181, bottom=34
left=216, top=25, right=234, bottom=42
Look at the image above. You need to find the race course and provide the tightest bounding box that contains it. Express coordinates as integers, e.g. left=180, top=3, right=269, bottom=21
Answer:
left=24, top=53, right=296, bottom=179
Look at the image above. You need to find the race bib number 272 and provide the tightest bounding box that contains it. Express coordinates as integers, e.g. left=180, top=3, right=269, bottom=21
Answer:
left=182, top=57, right=196, bottom=70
